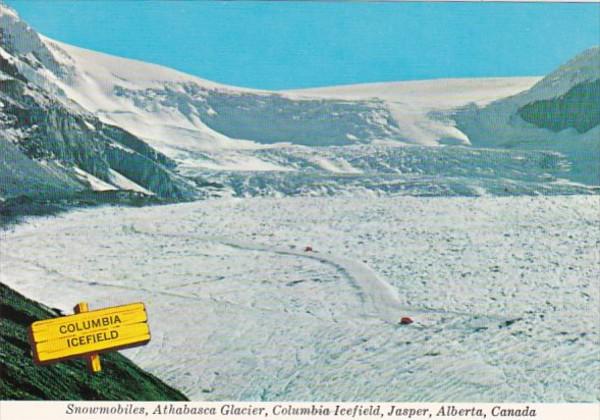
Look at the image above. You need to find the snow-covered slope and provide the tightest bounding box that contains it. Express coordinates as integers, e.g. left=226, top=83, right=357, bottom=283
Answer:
left=289, top=78, right=539, bottom=146
left=516, top=46, right=600, bottom=104
left=38, top=37, right=547, bottom=183
left=43, top=39, right=390, bottom=155
left=0, top=4, right=198, bottom=201
left=46, top=38, right=538, bottom=153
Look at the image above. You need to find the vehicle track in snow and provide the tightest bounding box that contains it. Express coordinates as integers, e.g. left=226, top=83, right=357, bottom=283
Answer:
left=129, top=222, right=511, bottom=326
left=2, top=213, right=514, bottom=327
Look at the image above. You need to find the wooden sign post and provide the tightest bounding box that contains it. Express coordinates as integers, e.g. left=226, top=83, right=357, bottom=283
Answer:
left=29, top=302, right=150, bottom=373
left=73, top=302, right=102, bottom=373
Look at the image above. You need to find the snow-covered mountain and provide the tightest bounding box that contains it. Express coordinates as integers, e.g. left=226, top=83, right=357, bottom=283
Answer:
left=0, top=4, right=197, bottom=201
left=455, top=47, right=600, bottom=185
left=1, top=2, right=598, bottom=204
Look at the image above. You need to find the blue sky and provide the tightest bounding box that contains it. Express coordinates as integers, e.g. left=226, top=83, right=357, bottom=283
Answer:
left=6, top=1, right=599, bottom=90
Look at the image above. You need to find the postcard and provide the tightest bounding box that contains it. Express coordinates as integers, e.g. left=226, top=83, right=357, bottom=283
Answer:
left=0, top=1, right=598, bottom=419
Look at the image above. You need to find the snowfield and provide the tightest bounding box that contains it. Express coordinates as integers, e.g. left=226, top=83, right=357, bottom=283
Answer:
left=41, top=38, right=540, bottom=169
left=1, top=195, right=598, bottom=401
left=289, top=77, right=540, bottom=147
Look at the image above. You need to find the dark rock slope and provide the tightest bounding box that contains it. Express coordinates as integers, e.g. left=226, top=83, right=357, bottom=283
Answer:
left=518, top=78, right=600, bottom=134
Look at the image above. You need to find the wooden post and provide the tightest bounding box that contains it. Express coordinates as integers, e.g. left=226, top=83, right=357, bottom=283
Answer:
left=73, top=302, right=102, bottom=373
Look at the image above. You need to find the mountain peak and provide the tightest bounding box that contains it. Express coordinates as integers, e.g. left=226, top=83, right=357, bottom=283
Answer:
left=525, top=45, right=600, bottom=101
left=0, top=1, right=64, bottom=76
left=0, top=2, right=18, bottom=19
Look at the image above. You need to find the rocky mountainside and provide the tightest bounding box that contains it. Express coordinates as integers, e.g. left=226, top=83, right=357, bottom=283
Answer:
left=0, top=282, right=188, bottom=400
left=0, top=4, right=198, bottom=203
left=454, top=47, right=600, bottom=185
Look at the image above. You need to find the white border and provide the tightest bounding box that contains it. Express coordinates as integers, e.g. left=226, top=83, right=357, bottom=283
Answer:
left=0, top=402, right=599, bottom=420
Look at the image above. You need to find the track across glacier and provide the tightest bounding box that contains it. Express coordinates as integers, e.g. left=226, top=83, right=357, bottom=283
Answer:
left=126, top=225, right=512, bottom=326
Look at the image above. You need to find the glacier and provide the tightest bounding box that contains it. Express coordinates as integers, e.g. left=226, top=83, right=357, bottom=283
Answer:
left=1, top=195, right=598, bottom=401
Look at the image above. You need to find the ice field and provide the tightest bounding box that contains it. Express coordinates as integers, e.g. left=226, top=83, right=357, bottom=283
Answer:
left=1, top=194, right=598, bottom=401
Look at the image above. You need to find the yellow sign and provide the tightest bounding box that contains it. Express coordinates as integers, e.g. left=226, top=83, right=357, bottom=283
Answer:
left=29, top=302, right=150, bottom=370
